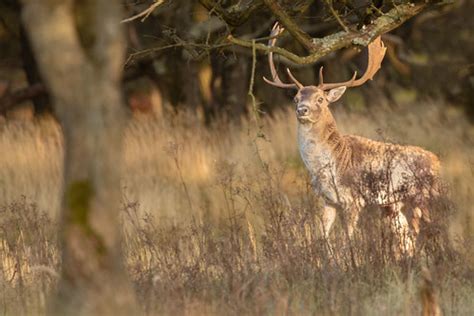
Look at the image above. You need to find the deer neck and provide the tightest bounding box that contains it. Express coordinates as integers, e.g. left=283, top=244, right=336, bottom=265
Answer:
left=297, top=114, right=350, bottom=176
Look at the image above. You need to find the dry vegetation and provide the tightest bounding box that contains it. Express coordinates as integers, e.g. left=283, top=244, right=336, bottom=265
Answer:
left=0, top=99, right=473, bottom=315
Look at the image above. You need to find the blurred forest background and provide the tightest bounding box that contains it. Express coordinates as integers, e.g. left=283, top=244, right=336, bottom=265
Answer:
left=0, top=0, right=473, bottom=121
left=0, top=0, right=473, bottom=315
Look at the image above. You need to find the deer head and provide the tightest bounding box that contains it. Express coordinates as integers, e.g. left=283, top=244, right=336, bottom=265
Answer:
left=264, top=23, right=386, bottom=124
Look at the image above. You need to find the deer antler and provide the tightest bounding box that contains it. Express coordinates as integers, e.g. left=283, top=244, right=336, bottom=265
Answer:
left=263, top=23, right=386, bottom=91
left=318, top=37, right=387, bottom=90
left=263, top=23, right=302, bottom=90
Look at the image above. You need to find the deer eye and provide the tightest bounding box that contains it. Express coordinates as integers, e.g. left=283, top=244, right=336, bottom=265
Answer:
left=317, top=97, right=324, bottom=103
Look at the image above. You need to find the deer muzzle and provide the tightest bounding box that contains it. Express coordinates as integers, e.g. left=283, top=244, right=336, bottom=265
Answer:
left=296, top=106, right=309, bottom=117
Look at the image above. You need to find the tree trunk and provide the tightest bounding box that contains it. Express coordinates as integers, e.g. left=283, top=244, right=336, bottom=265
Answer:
left=20, top=0, right=138, bottom=315
left=19, top=24, right=53, bottom=115
left=166, top=0, right=205, bottom=116
left=210, top=53, right=249, bottom=121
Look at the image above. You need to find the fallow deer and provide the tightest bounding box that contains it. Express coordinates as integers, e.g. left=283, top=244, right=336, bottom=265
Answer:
left=264, top=23, right=441, bottom=254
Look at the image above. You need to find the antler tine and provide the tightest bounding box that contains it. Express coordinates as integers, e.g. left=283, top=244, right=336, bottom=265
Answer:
left=318, top=64, right=357, bottom=89
left=319, top=36, right=386, bottom=90
left=286, top=68, right=303, bottom=89
left=263, top=22, right=299, bottom=89
left=318, top=65, right=358, bottom=87
left=348, top=37, right=386, bottom=87
left=318, top=70, right=357, bottom=90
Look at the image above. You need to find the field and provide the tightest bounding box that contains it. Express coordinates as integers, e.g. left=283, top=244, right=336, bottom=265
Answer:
left=0, top=99, right=473, bottom=315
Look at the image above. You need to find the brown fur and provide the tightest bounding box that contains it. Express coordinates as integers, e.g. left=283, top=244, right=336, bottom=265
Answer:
left=294, top=86, right=440, bottom=251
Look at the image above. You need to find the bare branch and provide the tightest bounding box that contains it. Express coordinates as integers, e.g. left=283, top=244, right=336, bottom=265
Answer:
left=0, top=83, right=46, bottom=114
left=199, top=0, right=264, bottom=26
left=121, top=0, right=166, bottom=24
left=228, top=3, right=427, bottom=65
left=124, top=41, right=232, bottom=66
left=324, top=0, right=349, bottom=32
left=228, top=34, right=312, bottom=64
left=263, top=0, right=314, bottom=51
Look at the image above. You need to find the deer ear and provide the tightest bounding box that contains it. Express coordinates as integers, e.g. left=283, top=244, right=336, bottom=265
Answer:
left=325, top=86, right=346, bottom=103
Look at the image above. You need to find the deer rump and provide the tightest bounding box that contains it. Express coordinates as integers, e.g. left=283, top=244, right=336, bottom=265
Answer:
left=340, top=135, right=441, bottom=213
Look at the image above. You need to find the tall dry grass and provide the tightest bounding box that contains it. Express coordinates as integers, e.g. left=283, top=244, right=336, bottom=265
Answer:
left=0, top=100, right=473, bottom=315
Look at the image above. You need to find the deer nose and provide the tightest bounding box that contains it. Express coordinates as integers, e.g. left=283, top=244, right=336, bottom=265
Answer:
left=297, top=107, right=309, bottom=116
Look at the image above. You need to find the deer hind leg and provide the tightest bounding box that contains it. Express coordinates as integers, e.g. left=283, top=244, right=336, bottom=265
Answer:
left=402, top=203, right=430, bottom=236
left=406, top=206, right=423, bottom=235
left=389, top=202, right=415, bottom=257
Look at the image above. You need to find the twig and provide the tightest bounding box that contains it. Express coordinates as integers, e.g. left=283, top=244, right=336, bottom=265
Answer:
left=166, top=142, right=195, bottom=214
left=324, top=0, right=349, bottom=32
left=124, top=42, right=232, bottom=66
left=247, top=40, right=261, bottom=129
left=121, top=0, right=166, bottom=24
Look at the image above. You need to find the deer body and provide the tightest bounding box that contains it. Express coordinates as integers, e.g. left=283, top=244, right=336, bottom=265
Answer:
left=298, top=108, right=440, bottom=206
left=264, top=23, right=441, bottom=253
left=295, top=91, right=440, bottom=242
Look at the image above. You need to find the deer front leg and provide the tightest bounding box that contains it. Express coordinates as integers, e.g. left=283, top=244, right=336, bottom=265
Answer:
left=319, top=203, right=360, bottom=240
left=347, top=212, right=359, bottom=239
left=320, top=204, right=337, bottom=239
left=311, top=175, right=337, bottom=239
left=345, top=204, right=360, bottom=239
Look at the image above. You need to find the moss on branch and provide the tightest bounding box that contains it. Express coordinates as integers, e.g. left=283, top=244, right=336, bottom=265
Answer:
left=228, top=3, right=428, bottom=65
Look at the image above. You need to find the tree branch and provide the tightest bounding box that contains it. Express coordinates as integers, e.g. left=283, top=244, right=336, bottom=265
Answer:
left=228, top=3, right=428, bottom=65
left=0, top=83, right=46, bottom=114
left=324, top=0, right=349, bottom=32
left=263, top=0, right=314, bottom=51
left=198, top=0, right=264, bottom=26
left=121, top=0, right=166, bottom=24
left=0, top=62, right=163, bottom=114
left=95, top=0, right=126, bottom=80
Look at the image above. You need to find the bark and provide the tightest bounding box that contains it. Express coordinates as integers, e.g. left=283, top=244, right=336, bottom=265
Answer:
left=210, top=53, right=249, bottom=120
left=20, top=0, right=138, bottom=315
left=228, top=3, right=429, bottom=64
left=174, top=0, right=205, bottom=112
left=263, top=0, right=314, bottom=51
left=19, top=24, right=52, bottom=115
left=0, top=83, right=46, bottom=115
